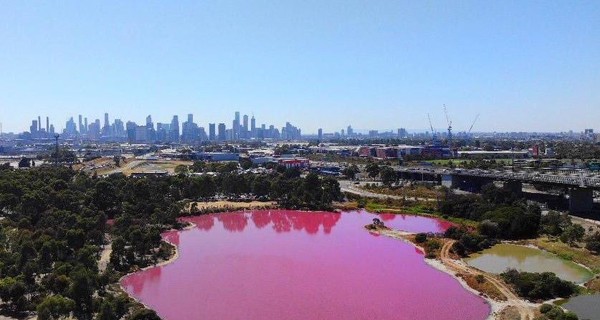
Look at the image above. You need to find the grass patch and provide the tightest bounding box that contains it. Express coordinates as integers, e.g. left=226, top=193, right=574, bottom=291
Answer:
left=532, top=236, right=600, bottom=273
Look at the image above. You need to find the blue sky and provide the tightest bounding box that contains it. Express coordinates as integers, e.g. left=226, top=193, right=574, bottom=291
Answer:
left=1, top=0, right=599, bottom=134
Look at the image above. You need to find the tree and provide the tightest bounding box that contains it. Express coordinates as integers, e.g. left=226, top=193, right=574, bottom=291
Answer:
left=97, top=299, right=116, bottom=320
left=0, top=277, right=27, bottom=310
left=560, top=224, right=585, bottom=246
left=365, top=163, right=380, bottom=179
left=174, top=165, right=189, bottom=175
left=68, top=268, right=95, bottom=314
left=36, top=295, right=75, bottom=320
left=129, top=308, right=161, bottom=320
left=342, top=165, right=359, bottom=180
left=379, top=166, right=397, bottom=186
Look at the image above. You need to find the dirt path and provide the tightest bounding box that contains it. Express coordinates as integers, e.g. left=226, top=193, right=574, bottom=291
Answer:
left=440, top=241, right=535, bottom=320
left=98, top=234, right=112, bottom=273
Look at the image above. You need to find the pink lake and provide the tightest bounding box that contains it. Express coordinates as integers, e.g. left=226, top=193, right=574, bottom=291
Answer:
left=121, top=210, right=490, bottom=320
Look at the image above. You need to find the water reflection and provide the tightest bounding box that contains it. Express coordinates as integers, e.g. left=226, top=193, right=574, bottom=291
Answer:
left=126, top=265, right=162, bottom=295
left=186, top=210, right=341, bottom=235
left=216, top=213, right=248, bottom=232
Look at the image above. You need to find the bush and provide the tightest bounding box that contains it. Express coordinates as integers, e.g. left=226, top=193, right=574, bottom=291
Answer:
left=501, top=269, right=579, bottom=301
left=586, top=241, right=600, bottom=254
left=415, top=233, right=428, bottom=243
left=540, top=304, right=553, bottom=314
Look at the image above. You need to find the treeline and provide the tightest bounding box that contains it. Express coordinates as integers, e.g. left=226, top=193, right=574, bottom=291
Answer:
left=441, top=184, right=541, bottom=249
left=177, top=165, right=343, bottom=211
left=441, top=183, right=599, bottom=257
left=0, top=164, right=342, bottom=319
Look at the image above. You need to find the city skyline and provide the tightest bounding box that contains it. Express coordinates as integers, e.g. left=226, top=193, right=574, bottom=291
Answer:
left=1, top=1, right=599, bottom=133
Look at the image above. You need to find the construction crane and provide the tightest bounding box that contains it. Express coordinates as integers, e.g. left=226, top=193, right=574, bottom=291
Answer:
left=443, top=104, right=452, bottom=143
left=427, top=113, right=436, bottom=142
left=468, top=114, right=480, bottom=134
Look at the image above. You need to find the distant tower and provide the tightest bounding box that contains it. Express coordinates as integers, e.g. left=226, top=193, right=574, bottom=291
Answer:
left=54, top=134, right=60, bottom=166
left=243, top=114, right=249, bottom=131
left=84, top=117, right=88, bottom=134
left=78, top=115, right=83, bottom=133
left=38, top=116, right=41, bottom=131
left=250, top=115, right=256, bottom=138
left=209, top=123, right=216, bottom=141
left=46, top=117, right=49, bottom=133
left=104, top=113, right=109, bottom=128
left=318, top=128, right=323, bottom=141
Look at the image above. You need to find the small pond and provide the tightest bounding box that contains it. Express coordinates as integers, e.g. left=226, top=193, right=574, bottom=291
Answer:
left=465, top=243, right=593, bottom=283
left=563, top=294, right=600, bottom=320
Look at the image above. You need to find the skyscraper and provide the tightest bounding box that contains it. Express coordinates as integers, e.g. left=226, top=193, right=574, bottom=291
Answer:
left=78, top=115, right=83, bottom=134
left=103, top=113, right=110, bottom=136
left=318, top=128, right=323, bottom=141
left=250, top=115, right=256, bottom=138
left=243, top=114, right=249, bottom=138
left=233, top=111, right=240, bottom=140
left=209, top=123, right=216, bottom=141
left=218, top=123, right=226, bottom=141
left=37, top=116, right=41, bottom=131
left=46, top=117, right=49, bottom=133
left=170, top=115, right=179, bottom=142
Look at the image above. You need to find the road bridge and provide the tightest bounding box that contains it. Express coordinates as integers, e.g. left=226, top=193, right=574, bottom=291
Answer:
left=396, top=167, right=600, bottom=214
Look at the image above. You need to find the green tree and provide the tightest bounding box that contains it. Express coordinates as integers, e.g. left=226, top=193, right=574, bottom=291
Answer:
left=174, top=164, right=189, bottom=175
left=0, top=277, right=27, bottom=311
left=379, top=166, right=397, bottom=186
left=129, top=308, right=162, bottom=320
left=342, top=165, right=360, bottom=180
left=365, top=163, right=380, bottom=179
left=36, top=295, right=75, bottom=320
left=560, top=224, right=585, bottom=246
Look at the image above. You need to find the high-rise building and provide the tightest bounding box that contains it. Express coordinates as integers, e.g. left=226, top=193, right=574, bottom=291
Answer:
left=209, top=123, right=216, bottom=141
left=30, top=120, right=38, bottom=135
left=170, top=115, right=179, bottom=142
left=218, top=123, right=226, bottom=141
left=64, top=117, right=77, bottom=136
left=232, top=111, right=240, bottom=139
left=250, top=115, right=256, bottom=138
left=181, top=114, right=198, bottom=143
left=243, top=114, right=249, bottom=138
left=37, top=116, right=41, bottom=131
left=318, top=128, right=323, bottom=141
left=347, top=125, right=353, bottom=136
left=78, top=115, right=83, bottom=134
left=84, top=118, right=88, bottom=134
left=46, top=117, right=49, bottom=133
left=113, top=119, right=125, bottom=137
left=102, top=113, right=110, bottom=136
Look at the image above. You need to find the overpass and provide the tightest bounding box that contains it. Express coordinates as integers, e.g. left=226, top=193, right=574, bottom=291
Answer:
left=396, top=167, right=600, bottom=214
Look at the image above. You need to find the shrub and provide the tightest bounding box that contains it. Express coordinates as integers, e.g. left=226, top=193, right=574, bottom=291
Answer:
left=539, top=304, right=553, bottom=314
left=415, top=233, right=428, bottom=243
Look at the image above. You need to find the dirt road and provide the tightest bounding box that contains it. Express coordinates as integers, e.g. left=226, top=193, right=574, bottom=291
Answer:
left=440, top=241, right=535, bottom=320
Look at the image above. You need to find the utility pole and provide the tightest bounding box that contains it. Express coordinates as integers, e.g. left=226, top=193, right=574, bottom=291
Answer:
left=54, top=134, right=60, bottom=166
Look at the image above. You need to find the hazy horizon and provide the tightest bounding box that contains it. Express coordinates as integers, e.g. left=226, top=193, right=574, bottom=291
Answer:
left=1, top=1, right=599, bottom=133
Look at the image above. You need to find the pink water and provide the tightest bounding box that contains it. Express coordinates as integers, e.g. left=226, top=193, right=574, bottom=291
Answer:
left=121, top=210, right=490, bottom=320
